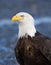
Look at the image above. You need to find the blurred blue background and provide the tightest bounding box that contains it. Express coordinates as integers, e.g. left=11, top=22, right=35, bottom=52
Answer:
left=0, top=0, right=51, bottom=65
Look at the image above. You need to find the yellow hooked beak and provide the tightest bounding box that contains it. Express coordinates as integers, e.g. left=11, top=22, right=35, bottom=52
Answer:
left=12, top=15, right=24, bottom=22
left=12, top=15, right=20, bottom=22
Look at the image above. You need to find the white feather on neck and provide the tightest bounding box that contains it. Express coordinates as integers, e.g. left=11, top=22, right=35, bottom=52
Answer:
left=18, top=18, right=36, bottom=38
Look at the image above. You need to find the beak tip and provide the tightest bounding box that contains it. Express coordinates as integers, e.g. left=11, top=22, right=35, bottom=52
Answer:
left=11, top=17, right=14, bottom=22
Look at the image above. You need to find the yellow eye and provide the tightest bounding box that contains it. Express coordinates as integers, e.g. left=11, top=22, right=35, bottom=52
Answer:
left=20, top=15, right=24, bottom=17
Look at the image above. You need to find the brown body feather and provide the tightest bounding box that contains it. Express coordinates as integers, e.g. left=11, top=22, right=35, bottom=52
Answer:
left=15, top=32, right=51, bottom=65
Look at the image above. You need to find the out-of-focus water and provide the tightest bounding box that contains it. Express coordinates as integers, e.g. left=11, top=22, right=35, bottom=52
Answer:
left=0, top=17, right=51, bottom=65
left=0, top=0, right=51, bottom=18
left=0, top=20, right=18, bottom=65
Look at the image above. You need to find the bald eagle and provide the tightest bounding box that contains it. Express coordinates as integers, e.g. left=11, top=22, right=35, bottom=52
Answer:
left=12, top=12, right=51, bottom=65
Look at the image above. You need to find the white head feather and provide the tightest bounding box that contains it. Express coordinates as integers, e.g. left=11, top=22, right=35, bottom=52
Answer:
left=12, top=12, right=36, bottom=38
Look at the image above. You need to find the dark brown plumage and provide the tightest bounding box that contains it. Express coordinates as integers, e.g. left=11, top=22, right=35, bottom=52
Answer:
left=14, top=32, right=51, bottom=65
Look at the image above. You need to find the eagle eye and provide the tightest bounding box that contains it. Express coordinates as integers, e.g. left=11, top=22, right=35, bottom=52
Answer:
left=20, top=15, right=24, bottom=17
